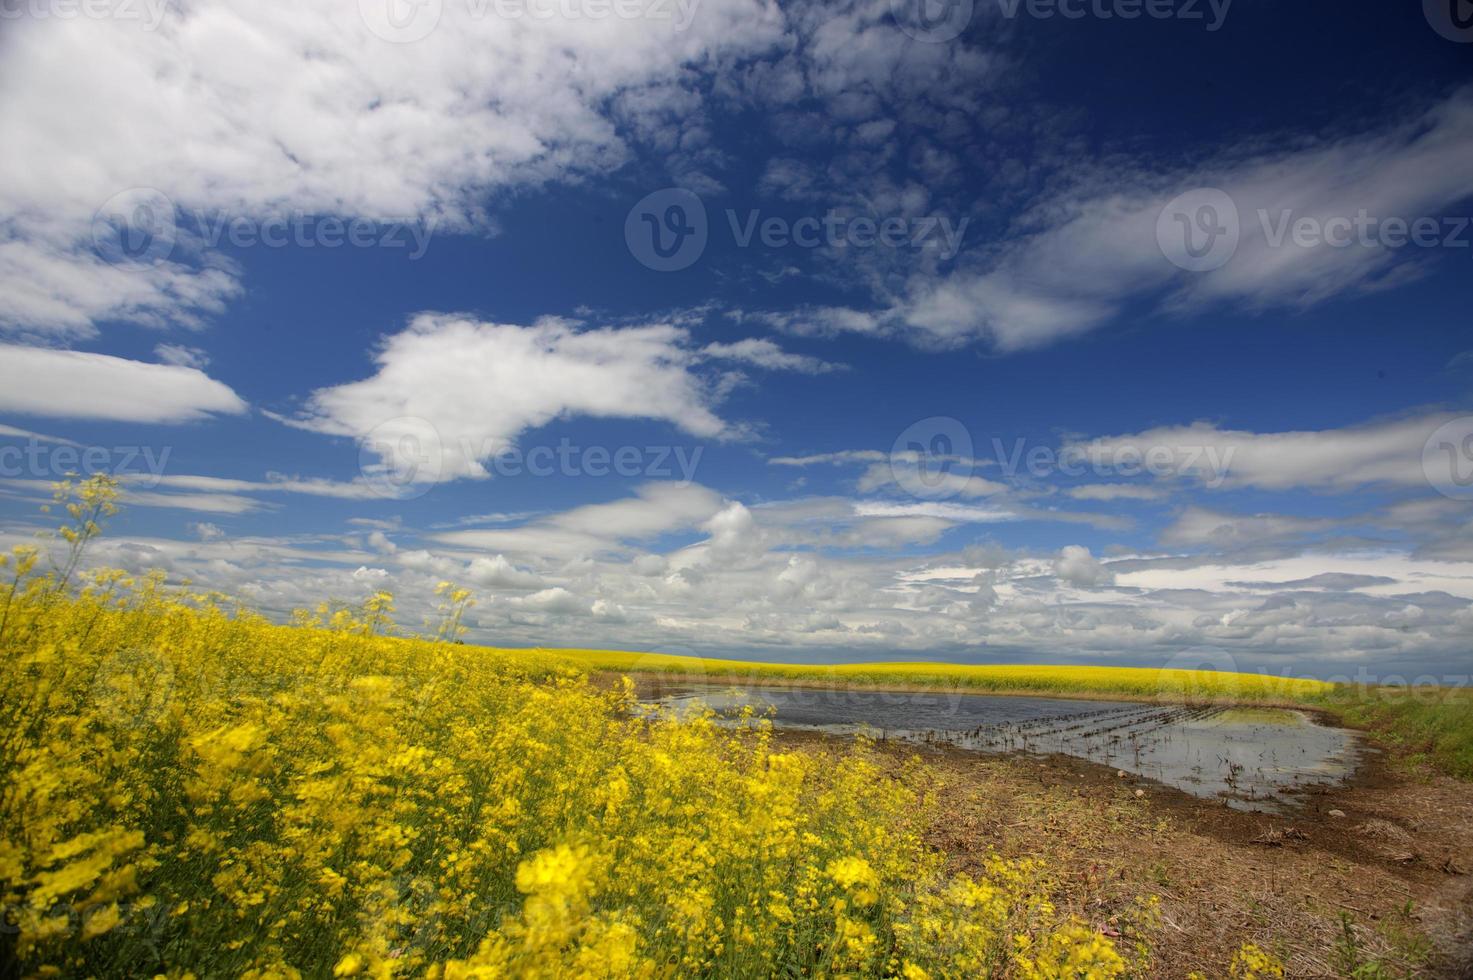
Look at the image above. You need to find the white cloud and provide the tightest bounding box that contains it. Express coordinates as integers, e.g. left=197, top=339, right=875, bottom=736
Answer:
left=1065, top=483, right=1165, bottom=502
left=1160, top=507, right=1334, bottom=549
left=1072, top=412, right=1460, bottom=492
left=154, top=343, right=210, bottom=370
left=856, top=462, right=1008, bottom=498
left=436, top=483, right=725, bottom=559
left=466, top=554, right=546, bottom=591
left=0, top=345, right=247, bottom=422
left=0, top=424, right=80, bottom=446
left=772, top=89, right=1473, bottom=352
left=122, top=489, right=265, bottom=514
left=296, top=315, right=739, bottom=485
left=1053, top=545, right=1114, bottom=588
left=144, top=474, right=384, bottom=500
left=0, top=0, right=785, bottom=337
left=852, top=501, right=1014, bottom=523
left=189, top=522, right=226, bottom=541
left=366, top=530, right=397, bottom=554
left=700, top=338, right=841, bottom=374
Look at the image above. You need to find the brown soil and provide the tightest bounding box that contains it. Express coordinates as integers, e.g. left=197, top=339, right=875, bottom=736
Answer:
left=778, top=730, right=1473, bottom=979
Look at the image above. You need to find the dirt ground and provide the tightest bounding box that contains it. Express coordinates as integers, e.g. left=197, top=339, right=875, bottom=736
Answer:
left=778, top=730, right=1473, bottom=978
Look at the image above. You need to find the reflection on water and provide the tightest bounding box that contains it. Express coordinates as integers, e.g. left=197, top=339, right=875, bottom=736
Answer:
left=645, top=683, right=1361, bottom=813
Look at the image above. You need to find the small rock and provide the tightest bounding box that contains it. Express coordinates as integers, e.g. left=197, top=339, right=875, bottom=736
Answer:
left=1328, top=809, right=1346, bottom=818
left=1134, top=789, right=1145, bottom=798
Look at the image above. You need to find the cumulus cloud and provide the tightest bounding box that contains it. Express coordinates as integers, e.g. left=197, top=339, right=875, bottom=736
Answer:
left=0, top=345, right=247, bottom=422
left=1053, top=545, right=1114, bottom=588
left=11, top=487, right=1473, bottom=675
left=295, top=315, right=743, bottom=485
left=466, top=554, right=546, bottom=591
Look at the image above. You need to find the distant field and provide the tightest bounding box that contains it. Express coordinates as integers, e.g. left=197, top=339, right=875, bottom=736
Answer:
left=533, top=647, right=1473, bottom=780
left=536, top=647, right=1335, bottom=702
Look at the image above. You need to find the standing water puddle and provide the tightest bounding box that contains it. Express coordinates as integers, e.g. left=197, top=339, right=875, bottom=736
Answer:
left=644, top=683, right=1361, bottom=812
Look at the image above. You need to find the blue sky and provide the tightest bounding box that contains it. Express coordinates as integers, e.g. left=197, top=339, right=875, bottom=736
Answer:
left=1, top=0, right=1472, bottom=678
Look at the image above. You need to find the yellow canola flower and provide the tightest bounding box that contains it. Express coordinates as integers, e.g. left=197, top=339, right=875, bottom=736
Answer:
left=0, top=566, right=1140, bottom=978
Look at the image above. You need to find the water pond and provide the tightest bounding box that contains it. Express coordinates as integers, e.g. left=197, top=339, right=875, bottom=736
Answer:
left=643, top=682, right=1362, bottom=812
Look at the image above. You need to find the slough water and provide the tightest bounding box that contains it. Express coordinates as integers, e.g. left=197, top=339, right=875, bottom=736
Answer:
left=646, top=683, right=1363, bottom=812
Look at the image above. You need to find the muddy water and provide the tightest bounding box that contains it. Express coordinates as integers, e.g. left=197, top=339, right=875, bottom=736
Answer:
left=645, top=683, right=1361, bottom=812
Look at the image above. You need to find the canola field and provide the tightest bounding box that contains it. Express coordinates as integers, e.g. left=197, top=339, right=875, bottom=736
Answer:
left=0, top=479, right=1284, bottom=977
left=547, top=650, right=1333, bottom=704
